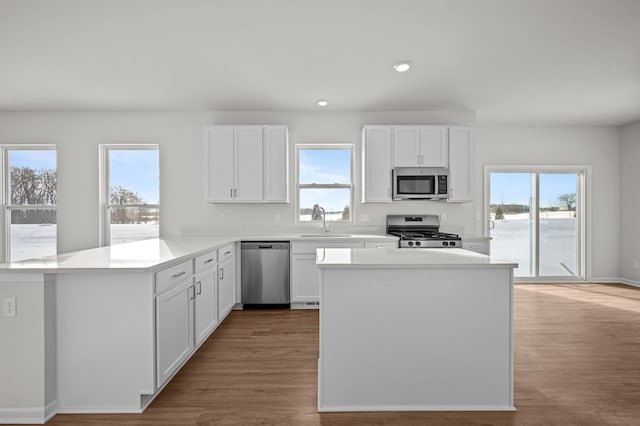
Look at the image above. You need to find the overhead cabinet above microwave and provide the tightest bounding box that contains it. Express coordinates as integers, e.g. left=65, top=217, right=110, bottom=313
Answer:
left=204, top=125, right=289, bottom=203
left=393, top=126, right=448, bottom=168
left=361, top=125, right=472, bottom=203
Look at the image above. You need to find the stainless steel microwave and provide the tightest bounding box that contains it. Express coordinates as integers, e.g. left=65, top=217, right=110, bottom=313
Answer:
left=392, top=167, right=449, bottom=200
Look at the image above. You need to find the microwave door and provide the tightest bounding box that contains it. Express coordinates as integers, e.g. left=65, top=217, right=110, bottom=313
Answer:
left=397, top=175, right=436, bottom=197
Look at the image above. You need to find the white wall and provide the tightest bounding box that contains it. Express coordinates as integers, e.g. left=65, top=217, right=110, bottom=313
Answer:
left=0, top=112, right=625, bottom=280
left=620, top=121, right=640, bottom=284
left=475, top=126, right=622, bottom=281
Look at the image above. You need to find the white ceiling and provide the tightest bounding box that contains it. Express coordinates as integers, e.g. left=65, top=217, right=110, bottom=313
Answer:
left=1, top=0, right=639, bottom=125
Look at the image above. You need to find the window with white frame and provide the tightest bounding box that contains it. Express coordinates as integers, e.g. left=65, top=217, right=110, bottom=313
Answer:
left=297, top=145, right=353, bottom=223
left=1, top=146, right=57, bottom=262
left=100, top=145, right=159, bottom=245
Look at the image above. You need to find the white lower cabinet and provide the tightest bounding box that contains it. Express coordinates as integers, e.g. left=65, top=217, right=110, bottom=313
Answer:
left=290, top=241, right=365, bottom=305
left=156, top=278, right=194, bottom=388
left=462, top=240, right=490, bottom=255
left=194, top=269, right=218, bottom=346
left=291, top=254, right=320, bottom=302
left=218, top=249, right=236, bottom=320
left=155, top=245, right=237, bottom=389
left=364, top=240, right=399, bottom=249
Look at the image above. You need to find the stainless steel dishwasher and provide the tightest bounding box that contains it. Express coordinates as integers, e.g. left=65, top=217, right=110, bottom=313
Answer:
left=241, top=241, right=290, bottom=308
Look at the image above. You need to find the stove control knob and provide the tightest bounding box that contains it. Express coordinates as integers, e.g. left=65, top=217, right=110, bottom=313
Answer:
left=408, top=241, right=414, bottom=246
left=450, top=241, right=456, bottom=247
left=415, top=241, right=421, bottom=247
left=442, top=242, right=449, bottom=247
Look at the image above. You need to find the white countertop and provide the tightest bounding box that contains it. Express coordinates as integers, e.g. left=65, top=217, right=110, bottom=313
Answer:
left=0, top=234, right=397, bottom=273
left=315, top=247, right=517, bottom=269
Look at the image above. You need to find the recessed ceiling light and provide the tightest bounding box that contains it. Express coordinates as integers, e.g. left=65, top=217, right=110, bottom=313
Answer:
left=317, top=99, right=328, bottom=107
left=393, top=61, right=411, bottom=72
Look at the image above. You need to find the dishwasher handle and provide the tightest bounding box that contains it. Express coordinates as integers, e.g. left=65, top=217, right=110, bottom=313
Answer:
left=258, top=245, right=273, bottom=249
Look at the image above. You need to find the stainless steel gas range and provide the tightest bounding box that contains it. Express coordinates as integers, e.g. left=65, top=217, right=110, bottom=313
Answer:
left=386, top=214, right=461, bottom=248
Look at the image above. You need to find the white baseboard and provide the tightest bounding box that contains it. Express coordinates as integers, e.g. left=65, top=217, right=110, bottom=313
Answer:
left=56, top=407, right=143, bottom=414
left=318, top=404, right=517, bottom=412
left=620, top=278, right=640, bottom=287
left=590, top=277, right=640, bottom=287
left=0, top=400, right=57, bottom=424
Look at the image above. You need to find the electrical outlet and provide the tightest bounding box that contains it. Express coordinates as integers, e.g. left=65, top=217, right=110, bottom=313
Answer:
left=634, top=261, right=640, bottom=270
left=441, top=213, right=447, bottom=221
left=274, top=214, right=280, bottom=222
left=219, top=214, right=226, bottom=222
left=3, top=297, right=16, bottom=317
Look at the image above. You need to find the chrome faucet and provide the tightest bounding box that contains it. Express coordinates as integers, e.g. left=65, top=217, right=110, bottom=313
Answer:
left=318, top=206, right=327, bottom=236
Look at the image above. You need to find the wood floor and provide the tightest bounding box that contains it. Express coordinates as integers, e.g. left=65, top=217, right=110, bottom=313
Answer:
left=46, top=283, right=639, bottom=426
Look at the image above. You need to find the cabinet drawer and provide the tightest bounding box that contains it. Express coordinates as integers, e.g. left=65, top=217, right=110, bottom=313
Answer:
left=194, top=250, right=218, bottom=274
left=364, top=241, right=398, bottom=249
left=218, top=244, right=235, bottom=262
left=292, top=241, right=364, bottom=254
left=156, top=259, right=194, bottom=294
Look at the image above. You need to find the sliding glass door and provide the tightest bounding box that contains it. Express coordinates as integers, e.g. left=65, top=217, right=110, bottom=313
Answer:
left=487, top=168, right=585, bottom=280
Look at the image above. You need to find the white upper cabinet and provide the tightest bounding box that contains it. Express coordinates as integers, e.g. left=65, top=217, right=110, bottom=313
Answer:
left=362, top=126, right=392, bottom=202
left=393, top=126, right=447, bottom=167
left=233, top=126, right=263, bottom=201
left=419, top=126, right=448, bottom=167
left=448, top=126, right=473, bottom=203
left=204, top=125, right=288, bottom=203
left=263, top=125, right=289, bottom=202
left=206, top=126, right=235, bottom=201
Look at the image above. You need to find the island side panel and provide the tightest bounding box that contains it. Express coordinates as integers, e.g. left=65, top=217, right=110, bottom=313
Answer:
left=318, top=267, right=514, bottom=411
left=56, top=272, right=155, bottom=412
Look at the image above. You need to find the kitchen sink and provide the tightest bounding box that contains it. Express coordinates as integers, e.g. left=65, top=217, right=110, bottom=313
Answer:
left=299, top=234, right=352, bottom=238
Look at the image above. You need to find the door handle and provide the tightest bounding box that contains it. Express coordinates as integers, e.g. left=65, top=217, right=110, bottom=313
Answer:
left=230, top=188, right=233, bottom=198
left=204, top=258, right=214, bottom=264
left=172, top=271, right=186, bottom=278
left=234, top=188, right=237, bottom=197
left=189, top=285, right=195, bottom=300
left=220, top=268, right=224, bottom=279
left=196, top=281, right=202, bottom=295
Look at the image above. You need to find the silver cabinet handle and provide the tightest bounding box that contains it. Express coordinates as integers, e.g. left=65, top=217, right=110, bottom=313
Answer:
left=196, top=281, right=202, bottom=295
left=230, top=188, right=233, bottom=198
left=234, top=188, right=237, bottom=197
left=204, top=258, right=214, bottom=264
left=189, top=285, right=195, bottom=300
left=224, top=250, right=231, bottom=255
left=172, top=271, right=186, bottom=278
left=220, top=268, right=224, bottom=279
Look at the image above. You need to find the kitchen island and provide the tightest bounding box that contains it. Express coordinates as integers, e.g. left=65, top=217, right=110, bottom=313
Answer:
left=316, top=248, right=517, bottom=412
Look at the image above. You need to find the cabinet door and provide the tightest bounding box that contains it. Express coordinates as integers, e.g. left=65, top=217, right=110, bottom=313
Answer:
left=291, top=254, right=320, bottom=303
left=156, top=279, right=194, bottom=387
left=362, top=126, right=392, bottom=202
left=218, top=257, right=236, bottom=321
left=448, top=127, right=472, bottom=202
left=234, top=126, right=263, bottom=201
left=263, top=125, right=288, bottom=202
left=205, top=126, right=235, bottom=201
left=194, top=270, right=218, bottom=346
left=419, top=126, right=448, bottom=167
left=393, top=126, right=421, bottom=167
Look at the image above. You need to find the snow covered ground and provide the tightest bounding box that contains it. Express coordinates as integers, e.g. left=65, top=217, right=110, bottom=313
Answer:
left=9, top=224, right=159, bottom=262
left=490, top=213, right=577, bottom=277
